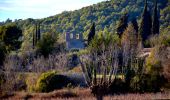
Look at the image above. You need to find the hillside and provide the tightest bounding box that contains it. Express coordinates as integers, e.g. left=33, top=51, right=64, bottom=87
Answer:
left=1, top=1, right=170, bottom=99
left=0, top=0, right=169, bottom=49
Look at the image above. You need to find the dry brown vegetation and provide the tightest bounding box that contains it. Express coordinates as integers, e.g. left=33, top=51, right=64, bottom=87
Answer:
left=1, top=88, right=170, bottom=100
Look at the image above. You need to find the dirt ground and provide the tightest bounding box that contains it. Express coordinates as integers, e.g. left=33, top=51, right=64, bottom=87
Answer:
left=1, top=88, right=170, bottom=100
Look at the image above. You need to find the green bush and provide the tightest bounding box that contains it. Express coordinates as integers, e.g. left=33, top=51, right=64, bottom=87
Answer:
left=36, top=71, right=71, bottom=92
left=109, top=78, right=126, bottom=94
left=0, top=41, right=6, bottom=66
left=36, top=33, right=57, bottom=57
left=26, top=73, right=39, bottom=92
left=130, top=73, right=165, bottom=93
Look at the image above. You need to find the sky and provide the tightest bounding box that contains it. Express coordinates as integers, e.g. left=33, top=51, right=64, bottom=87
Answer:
left=0, top=0, right=106, bottom=22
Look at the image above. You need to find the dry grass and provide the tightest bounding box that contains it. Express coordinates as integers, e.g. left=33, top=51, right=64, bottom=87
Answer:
left=104, top=92, right=170, bottom=100
left=1, top=88, right=170, bottom=100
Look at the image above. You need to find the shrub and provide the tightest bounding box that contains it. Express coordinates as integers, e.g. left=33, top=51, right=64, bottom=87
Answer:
left=37, top=33, right=57, bottom=57
left=109, top=78, right=126, bottom=94
left=125, top=69, right=135, bottom=88
left=12, top=73, right=27, bottom=91
left=130, top=73, right=165, bottom=93
left=68, top=54, right=79, bottom=68
left=163, top=59, right=170, bottom=87
left=0, top=24, right=22, bottom=51
left=36, top=71, right=71, bottom=92
left=0, top=41, right=6, bottom=66
left=26, top=73, right=40, bottom=92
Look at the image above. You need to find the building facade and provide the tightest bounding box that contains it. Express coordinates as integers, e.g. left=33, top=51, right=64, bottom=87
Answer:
left=66, top=32, right=85, bottom=51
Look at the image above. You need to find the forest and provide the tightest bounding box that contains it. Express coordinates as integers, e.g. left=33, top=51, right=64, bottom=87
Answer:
left=0, top=0, right=170, bottom=99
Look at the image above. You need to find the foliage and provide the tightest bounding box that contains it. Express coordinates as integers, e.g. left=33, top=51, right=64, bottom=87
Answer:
left=0, top=0, right=168, bottom=51
left=109, top=78, right=127, bottom=94
left=139, top=0, right=152, bottom=43
left=0, top=41, right=6, bottom=66
left=130, top=73, right=165, bottom=92
left=148, top=32, right=170, bottom=88
left=163, top=59, right=170, bottom=87
left=116, top=13, right=128, bottom=38
left=160, top=0, right=170, bottom=29
left=149, top=32, right=170, bottom=47
left=26, top=73, right=40, bottom=92
left=136, top=34, right=170, bottom=92
left=88, top=23, right=95, bottom=45
left=80, top=31, right=120, bottom=99
left=36, top=33, right=57, bottom=57
left=89, top=31, right=120, bottom=53
left=131, top=17, right=139, bottom=32
left=36, top=71, right=71, bottom=92
left=121, top=22, right=140, bottom=69
left=0, top=23, right=22, bottom=51
left=152, top=0, right=159, bottom=34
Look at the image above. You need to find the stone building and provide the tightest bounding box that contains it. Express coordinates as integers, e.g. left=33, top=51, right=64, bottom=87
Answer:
left=66, top=32, right=85, bottom=51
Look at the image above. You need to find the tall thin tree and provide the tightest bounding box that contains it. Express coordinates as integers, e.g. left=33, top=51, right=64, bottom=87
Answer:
left=88, top=22, right=95, bottom=45
left=35, top=23, right=38, bottom=45
left=139, top=0, right=152, bottom=42
left=131, top=17, right=139, bottom=33
left=33, top=28, right=35, bottom=49
left=152, top=0, right=159, bottom=34
left=37, top=23, right=41, bottom=41
left=116, top=13, right=128, bottom=38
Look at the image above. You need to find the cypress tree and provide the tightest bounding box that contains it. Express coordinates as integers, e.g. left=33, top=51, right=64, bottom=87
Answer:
left=131, top=17, right=139, bottom=33
left=139, top=0, right=152, bottom=42
left=88, top=22, right=95, bottom=45
left=152, top=0, right=159, bottom=34
left=33, top=29, right=35, bottom=49
left=37, top=23, right=41, bottom=41
left=35, top=24, right=38, bottom=45
left=117, top=13, right=128, bottom=38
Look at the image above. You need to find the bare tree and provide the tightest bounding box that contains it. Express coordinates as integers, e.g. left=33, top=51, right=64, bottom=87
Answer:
left=121, top=23, right=143, bottom=75
left=80, top=34, right=120, bottom=100
left=30, top=52, right=68, bottom=73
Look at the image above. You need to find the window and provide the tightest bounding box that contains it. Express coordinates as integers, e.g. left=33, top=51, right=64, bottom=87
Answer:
left=76, top=34, right=79, bottom=39
left=70, top=34, right=73, bottom=39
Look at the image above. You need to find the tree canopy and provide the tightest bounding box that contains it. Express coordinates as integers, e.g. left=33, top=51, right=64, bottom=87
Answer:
left=0, top=24, right=22, bottom=51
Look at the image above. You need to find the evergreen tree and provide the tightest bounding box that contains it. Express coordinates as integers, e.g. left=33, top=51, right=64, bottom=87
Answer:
left=0, top=24, right=22, bottom=51
left=0, top=41, right=6, bottom=66
left=33, top=22, right=41, bottom=49
left=117, top=13, right=128, bottom=38
left=131, top=17, right=139, bottom=33
left=37, top=23, right=41, bottom=41
left=152, top=0, right=159, bottom=34
left=33, top=29, right=35, bottom=49
left=139, top=0, right=152, bottom=42
left=88, top=22, right=95, bottom=45
left=35, top=24, right=38, bottom=45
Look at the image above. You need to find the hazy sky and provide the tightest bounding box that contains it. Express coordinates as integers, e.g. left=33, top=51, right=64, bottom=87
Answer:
left=0, top=0, right=106, bottom=22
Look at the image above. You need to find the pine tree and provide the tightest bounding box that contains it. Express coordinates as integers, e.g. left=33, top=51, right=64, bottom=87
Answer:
left=139, top=0, right=152, bottom=42
left=152, top=0, right=159, bottom=34
left=131, top=17, right=139, bottom=33
left=88, top=22, right=95, bottom=45
left=117, top=13, right=128, bottom=38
